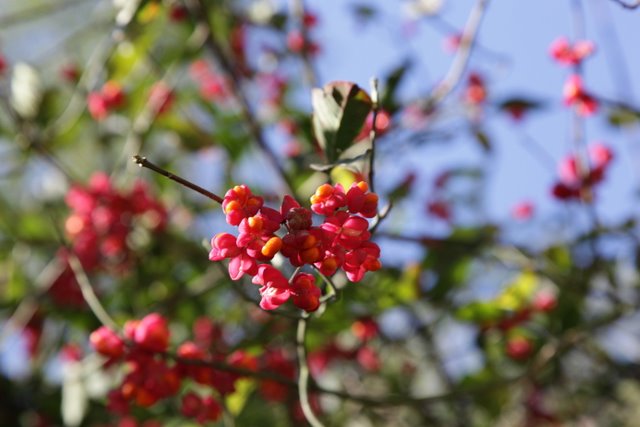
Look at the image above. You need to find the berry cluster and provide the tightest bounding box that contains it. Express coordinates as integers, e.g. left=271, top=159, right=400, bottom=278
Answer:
left=551, top=142, right=614, bottom=200
left=482, top=290, right=557, bottom=361
left=309, top=317, right=381, bottom=375
left=209, top=181, right=381, bottom=312
left=286, top=11, right=320, bottom=56
left=90, top=314, right=309, bottom=424
left=91, top=314, right=247, bottom=423
left=147, top=82, right=175, bottom=116
left=88, top=81, right=127, bottom=121
left=189, top=59, right=231, bottom=102
left=463, top=72, right=488, bottom=106
left=549, top=36, right=598, bottom=117
left=549, top=37, right=595, bottom=66
left=0, top=53, right=6, bottom=75
left=50, top=173, right=166, bottom=306
left=562, top=75, right=598, bottom=116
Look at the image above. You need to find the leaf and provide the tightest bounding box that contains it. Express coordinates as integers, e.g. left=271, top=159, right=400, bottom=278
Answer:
left=351, top=4, right=378, bottom=22
left=11, top=63, right=43, bottom=119
left=312, top=81, right=372, bottom=163
left=62, top=362, right=88, bottom=427
left=381, top=60, right=412, bottom=114
left=608, top=105, right=640, bottom=127
left=473, top=128, right=492, bottom=153
left=456, top=301, right=502, bottom=323
left=226, top=378, right=256, bottom=416
left=496, top=97, right=544, bottom=114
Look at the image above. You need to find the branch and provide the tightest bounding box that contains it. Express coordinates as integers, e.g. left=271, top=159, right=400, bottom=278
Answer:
left=0, top=258, right=65, bottom=345
left=67, top=254, right=119, bottom=331
left=427, top=0, right=490, bottom=106
left=115, top=24, right=209, bottom=180
left=368, top=77, right=380, bottom=193
left=296, top=314, right=324, bottom=427
left=132, top=156, right=224, bottom=204
left=315, top=267, right=340, bottom=304
left=0, top=0, right=90, bottom=28
left=289, top=0, right=320, bottom=86
left=609, top=0, right=640, bottom=9
left=0, top=97, right=78, bottom=181
left=186, top=0, right=297, bottom=196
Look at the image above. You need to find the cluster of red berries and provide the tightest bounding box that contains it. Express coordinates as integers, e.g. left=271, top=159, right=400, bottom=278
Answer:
left=480, top=291, right=557, bottom=361
left=88, top=81, right=127, bottom=121
left=549, top=37, right=595, bottom=66
left=551, top=142, right=614, bottom=201
left=287, top=12, right=320, bottom=56
left=209, top=181, right=381, bottom=312
left=189, top=59, right=231, bottom=102
left=50, top=173, right=166, bottom=306
left=309, top=317, right=381, bottom=375
left=550, top=36, right=598, bottom=116
left=562, top=75, right=598, bottom=116
left=90, top=314, right=308, bottom=423
left=147, top=82, right=175, bottom=116
left=90, top=314, right=230, bottom=423
left=463, top=72, right=488, bottom=106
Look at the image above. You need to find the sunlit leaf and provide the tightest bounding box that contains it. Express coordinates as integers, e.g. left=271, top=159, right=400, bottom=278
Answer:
left=312, top=81, right=372, bottom=163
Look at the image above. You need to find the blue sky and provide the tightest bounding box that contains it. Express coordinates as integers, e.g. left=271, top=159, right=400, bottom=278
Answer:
left=307, top=0, right=640, bottom=227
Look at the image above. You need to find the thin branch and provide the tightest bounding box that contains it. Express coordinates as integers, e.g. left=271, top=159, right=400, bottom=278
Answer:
left=67, top=254, right=119, bottom=331
left=0, top=98, right=78, bottom=181
left=368, top=77, right=380, bottom=193
left=0, top=258, right=65, bottom=345
left=296, top=314, right=324, bottom=427
left=315, top=267, right=340, bottom=303
left=369, top=201, right=392, bottom=234
left=186, top=0, right=297, bottom=196
left=132, top=155, right=224, bottom=204
left=414, top=318, right=470, bottom=426
left=44, top=0, right=144, bottom=138
left=609, top=0, right=640, bottom=9
left=0, top=0, right=92, bottom=28
left=289, top=0, right=320, bottom=87
left=115, top=24, right=209, bottom=181
left=427, top=0, right=490, bottom=106
left=519, top=132, right=558, bottom=174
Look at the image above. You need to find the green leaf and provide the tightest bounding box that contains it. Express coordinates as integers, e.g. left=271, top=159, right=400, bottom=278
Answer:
left=456, top=301, right=502, bottom=323
left=226, top=378, right=256, bottom=416
left=312, top=81, right=372, bottom=163
left=351, top=4, right=378, bottom=22
left=607, top=105, right=640, bottom=127
left=496, top=96, right=544, bottom=116
left=473, top=128, right=492, bottom=153
left=381, top=60, right=412, bottom=114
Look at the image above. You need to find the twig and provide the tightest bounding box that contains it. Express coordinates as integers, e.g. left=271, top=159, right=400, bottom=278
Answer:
left=608, top=0, right=640, bottom=9
left=0, top=258, right=65, bottom=345
left=427, top=0, right=490, bottom=106
left=186, top=0, right=297, bottom=196
left=132, top=155, right=224, bottom=204
left=0, top=98, right=78, bottom=181
left=519, top=132, right=558, bottom=174
left=115, top=24, right=209, bottom=181
left=44, top=0, right=144, bottom=138
left=368, top=77, right=380, bottom=193
left=415, top=318, right=470, bottom=426
left=315, top=267, right=340, bottom=303
left=67, top=254, right=119, bottom=331
left=296, top=313, right=324, bottom=427
left=369, top=201, right=392, bottom=234
left=0, top=0, right=91, bottom=28
left=289, top=0, right=320, bottom=87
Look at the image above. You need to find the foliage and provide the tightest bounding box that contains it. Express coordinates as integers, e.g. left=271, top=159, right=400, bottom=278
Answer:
left=1, top=0, right=640, bottom=426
